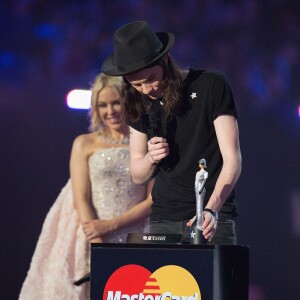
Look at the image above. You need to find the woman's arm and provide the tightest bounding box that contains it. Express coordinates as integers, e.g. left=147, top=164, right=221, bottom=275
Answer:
left=83, top=179, right=154, bottom=239
left=129, top=126, right=169, bottom=184
left=70, top=135, right=102, bottom=243
left=112, top=178, right=154, bottom=228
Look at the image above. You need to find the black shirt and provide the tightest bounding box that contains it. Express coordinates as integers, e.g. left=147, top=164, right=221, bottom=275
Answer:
left=128, top=69, right=238, bottom=221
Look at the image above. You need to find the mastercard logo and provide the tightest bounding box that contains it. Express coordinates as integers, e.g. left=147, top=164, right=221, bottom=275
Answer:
left=103, top=264, right=201, bottom=300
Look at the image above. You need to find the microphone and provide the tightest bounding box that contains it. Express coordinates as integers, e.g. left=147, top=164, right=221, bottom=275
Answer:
left=148, top=105, right=164, bottom=138
left=73, top=272, right=90, bottom=286
left=147, top=103, right=170, bottom=171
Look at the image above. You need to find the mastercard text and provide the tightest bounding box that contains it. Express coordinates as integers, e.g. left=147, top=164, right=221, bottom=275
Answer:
left=106, top=291, right=199, bottom=300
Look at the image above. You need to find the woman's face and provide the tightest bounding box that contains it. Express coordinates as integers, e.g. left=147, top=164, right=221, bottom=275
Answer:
left=125, top=64, right=164, bottom=99
left=97, top=86, right=123, bottom=130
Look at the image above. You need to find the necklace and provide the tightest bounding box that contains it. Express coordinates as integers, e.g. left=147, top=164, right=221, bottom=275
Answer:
left=97, top=131, right=129, bottom=145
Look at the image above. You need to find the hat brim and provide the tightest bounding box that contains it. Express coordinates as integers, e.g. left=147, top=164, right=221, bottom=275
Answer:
left=101, top=32, right=175, bottom=76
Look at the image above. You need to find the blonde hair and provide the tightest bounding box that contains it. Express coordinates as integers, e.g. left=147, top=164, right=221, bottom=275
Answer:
left=89, top=73, right=123, bottom=132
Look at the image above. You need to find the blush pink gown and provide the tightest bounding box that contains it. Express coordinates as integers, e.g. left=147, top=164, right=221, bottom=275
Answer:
left=19, top=146, right=147, bottom=300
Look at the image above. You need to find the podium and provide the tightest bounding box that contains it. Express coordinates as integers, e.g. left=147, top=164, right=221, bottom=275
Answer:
left=90, top=243, right=249, bottom=300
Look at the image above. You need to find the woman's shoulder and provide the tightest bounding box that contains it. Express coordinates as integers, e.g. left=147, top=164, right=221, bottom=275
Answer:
left=72, top=132, right=99, bottom=152
left=74, top=131, right=97, bottom=144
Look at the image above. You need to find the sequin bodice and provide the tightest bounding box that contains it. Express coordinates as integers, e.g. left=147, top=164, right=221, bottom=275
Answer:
left=88, top=146, right=146, bottom=242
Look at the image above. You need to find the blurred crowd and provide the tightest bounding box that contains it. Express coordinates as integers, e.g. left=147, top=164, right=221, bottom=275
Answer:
left=0, top=0, right=299, bottom=115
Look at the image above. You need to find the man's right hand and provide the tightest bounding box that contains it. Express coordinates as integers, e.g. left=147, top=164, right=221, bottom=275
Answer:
left=147, top=137, right=169, bottom=164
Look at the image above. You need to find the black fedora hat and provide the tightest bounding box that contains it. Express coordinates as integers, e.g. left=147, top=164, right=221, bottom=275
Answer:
left=101, top=21, right=175, bottom=76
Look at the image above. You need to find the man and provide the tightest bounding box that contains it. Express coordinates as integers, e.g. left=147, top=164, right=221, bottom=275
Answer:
left=101, top=21, right=242, bottom=245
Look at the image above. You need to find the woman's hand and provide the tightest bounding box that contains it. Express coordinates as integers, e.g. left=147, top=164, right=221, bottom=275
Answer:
left=90, top=237, right=103, bottom=243
left=82, top=219, right=115, bottom=241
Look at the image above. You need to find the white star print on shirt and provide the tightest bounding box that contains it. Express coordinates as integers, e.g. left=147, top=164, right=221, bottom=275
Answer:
left=191, top=92, right=197, bottom=99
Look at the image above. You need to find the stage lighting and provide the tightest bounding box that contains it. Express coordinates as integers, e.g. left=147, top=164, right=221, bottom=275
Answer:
left=66, top=89, right=91, bottom=109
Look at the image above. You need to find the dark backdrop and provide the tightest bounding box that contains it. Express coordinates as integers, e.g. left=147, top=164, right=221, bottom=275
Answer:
left=1, top=1, right=299, bottom=299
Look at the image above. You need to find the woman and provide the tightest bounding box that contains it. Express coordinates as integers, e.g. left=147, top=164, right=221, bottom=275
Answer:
left=19, top=73, right=153, bottom=300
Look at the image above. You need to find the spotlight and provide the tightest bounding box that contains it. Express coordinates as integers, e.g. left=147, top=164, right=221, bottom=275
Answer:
left=66, top=89, right=91, bottom=109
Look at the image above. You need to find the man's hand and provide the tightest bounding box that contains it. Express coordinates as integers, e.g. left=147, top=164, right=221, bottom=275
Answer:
left=202, top=211, right=218, bottom=241
left=147, top=137, right=169, bottom=164
left=186, top=211, right=218, bottom=242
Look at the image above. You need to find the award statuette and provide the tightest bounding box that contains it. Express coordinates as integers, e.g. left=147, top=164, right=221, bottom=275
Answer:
left=190, top=159, right=208, bottom=244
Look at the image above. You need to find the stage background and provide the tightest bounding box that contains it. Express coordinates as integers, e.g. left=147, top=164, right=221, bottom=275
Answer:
left=1, top=1, right=299, bottom=299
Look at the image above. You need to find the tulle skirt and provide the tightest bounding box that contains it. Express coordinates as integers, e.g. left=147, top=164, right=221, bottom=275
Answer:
left=19, top=180, right=89, bottom=300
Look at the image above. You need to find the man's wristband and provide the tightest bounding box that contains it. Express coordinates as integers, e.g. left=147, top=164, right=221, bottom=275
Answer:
left=203, top=208, right=218, bottom=219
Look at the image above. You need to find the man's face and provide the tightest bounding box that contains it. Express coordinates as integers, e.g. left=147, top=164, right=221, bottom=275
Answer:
left=125, top=64, right=164, bottom=99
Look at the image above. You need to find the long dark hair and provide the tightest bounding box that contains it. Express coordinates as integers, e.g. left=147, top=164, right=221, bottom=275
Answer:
left=122, top=55, right=184, bottom=123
